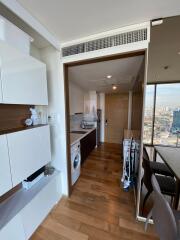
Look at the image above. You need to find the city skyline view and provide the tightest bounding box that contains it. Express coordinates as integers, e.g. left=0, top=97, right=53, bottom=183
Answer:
left=143, top=83, right=180, bottom=146
left=146, top=83, right=180, bottom=107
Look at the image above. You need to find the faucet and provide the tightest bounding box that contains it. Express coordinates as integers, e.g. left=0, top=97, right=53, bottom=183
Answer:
left=80, top=120, right=86, bottom=129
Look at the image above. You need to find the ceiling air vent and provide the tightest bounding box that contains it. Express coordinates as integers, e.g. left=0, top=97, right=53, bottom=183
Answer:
left=62, top=28, right=147, bottom=57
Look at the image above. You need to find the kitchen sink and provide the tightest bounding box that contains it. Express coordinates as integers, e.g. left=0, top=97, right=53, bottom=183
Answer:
left=71, top=130, right=87, bottom=134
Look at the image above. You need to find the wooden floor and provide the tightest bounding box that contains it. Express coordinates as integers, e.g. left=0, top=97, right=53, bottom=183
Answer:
left=31, top=143, right=158, bottom=240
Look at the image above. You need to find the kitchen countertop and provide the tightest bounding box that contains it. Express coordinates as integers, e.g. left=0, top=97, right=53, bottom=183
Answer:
left=70, top=127, right=96, bottom=146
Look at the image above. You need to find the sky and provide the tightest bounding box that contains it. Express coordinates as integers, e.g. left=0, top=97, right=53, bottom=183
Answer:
left=145, top=83, right=180, bottom=108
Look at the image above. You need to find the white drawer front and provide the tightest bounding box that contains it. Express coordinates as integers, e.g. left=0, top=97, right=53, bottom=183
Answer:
left=0, top=214, right=25, bottom=240
left=0, top=135, right=13, bottom=196
left=21, top=177, right=58, bottom=239
left=7, top=125, right=51, bottom=186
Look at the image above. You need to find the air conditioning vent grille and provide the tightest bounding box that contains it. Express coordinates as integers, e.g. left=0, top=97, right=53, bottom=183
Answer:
left=62, top=28, right=147, bottom=57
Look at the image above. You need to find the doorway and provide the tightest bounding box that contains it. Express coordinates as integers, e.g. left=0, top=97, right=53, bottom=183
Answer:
left=64, top=51, right=147, bottom=223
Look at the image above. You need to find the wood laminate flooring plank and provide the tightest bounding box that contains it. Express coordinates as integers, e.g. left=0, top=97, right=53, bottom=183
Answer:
left=31, top=143, right=158, bottom=240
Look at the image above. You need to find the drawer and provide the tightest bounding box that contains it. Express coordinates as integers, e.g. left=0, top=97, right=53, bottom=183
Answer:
left=7, top=125, right=51, bottom=186
left=21, top=176, right=59, bottom=239
left=0, top=214, right=25, bottom=240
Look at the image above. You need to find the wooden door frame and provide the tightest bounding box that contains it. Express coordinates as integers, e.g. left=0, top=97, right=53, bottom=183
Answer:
left=136, top=49, right=149, bottom=221
left=63, top=50, right=146, bottom=199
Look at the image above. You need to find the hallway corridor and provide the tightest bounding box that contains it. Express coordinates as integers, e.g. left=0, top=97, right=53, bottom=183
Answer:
left=31, top=143, right=158, bottom=240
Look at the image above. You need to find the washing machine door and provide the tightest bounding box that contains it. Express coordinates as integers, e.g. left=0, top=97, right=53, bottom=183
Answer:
left=73, top=153, right=80, bottom=171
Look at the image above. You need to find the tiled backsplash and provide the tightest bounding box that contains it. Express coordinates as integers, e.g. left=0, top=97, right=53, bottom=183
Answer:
left=70, top=114, right=83, bottom=129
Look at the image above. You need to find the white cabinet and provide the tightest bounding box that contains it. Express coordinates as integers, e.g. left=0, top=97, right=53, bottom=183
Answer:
left=0, top=40, right=48, bottom=105
left=69, top=81, right=85, bottom=115
left=7, top=125, right=51, bottom=186
left=21, top=176, right=59, bottom=239
left=0, top=173, right=61, bottom=240
left=0, top=135, right=13, bottom=196
left=1, top=57, right=48, bottom=105
left=0, top=214, right=25, bottom=240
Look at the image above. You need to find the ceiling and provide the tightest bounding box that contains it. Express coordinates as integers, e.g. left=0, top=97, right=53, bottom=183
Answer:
left=148, top=16, right=180, bottom=83
left=68, top=55, right=144, bottom=93
left=17, top=0, right=180, bottom=43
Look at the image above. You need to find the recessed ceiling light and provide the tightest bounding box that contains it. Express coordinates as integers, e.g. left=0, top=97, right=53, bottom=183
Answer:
left=178, top=52, right=180, bottom=55
left=112, top=85, right=117, bottom=90
left=107, top=75, right=112, bottom=79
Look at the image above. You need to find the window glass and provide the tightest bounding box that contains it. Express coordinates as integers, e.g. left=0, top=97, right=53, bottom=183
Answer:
left=143, top=85, right=155, bottom=144
left=153, top=83, right=180, bottom=146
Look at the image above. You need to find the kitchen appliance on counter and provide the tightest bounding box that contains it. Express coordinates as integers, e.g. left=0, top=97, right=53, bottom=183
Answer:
left=80, top=110, right=101, bottom=146
left=80, top=120, right=95, bottom=129
left=71, top=141, right=81, bottom=185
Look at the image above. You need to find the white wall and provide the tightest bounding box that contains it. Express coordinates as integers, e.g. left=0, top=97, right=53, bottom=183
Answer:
left=40, top=46, right=68, bottom=195
left=30, top=44, right=42, bottom=60
left=69, top=81, right=85, bottom=115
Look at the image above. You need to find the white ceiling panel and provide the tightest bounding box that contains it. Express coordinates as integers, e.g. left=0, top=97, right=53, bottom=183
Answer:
left=17, top=0, right=180, bottom=43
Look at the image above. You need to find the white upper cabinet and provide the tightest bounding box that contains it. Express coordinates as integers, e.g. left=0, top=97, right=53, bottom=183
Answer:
left=7, top=125, right=51, bottom=187
left=0, top=135, right=13, bottom=196
left=69, top=81, right=85, bottom=115
left=0, top=40, right=48, bottom=105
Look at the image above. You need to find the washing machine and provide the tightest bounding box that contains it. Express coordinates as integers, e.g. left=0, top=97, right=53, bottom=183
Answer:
left=71, top=141, right=81, bottom=185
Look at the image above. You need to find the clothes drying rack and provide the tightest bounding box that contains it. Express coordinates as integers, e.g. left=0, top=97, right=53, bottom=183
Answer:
left=121, top=137, right=139, bottom=191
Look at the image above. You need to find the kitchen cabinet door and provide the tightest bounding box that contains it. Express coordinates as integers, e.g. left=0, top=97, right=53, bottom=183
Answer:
left=21, top=176, right=59, bottom=239
left=0, top=40, right=48, bottom=105
left=7, top=125, right=51, bottom=187
left=0, top=135, right=13, bottom=196
left=80, top=129, right=96, bottom=165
